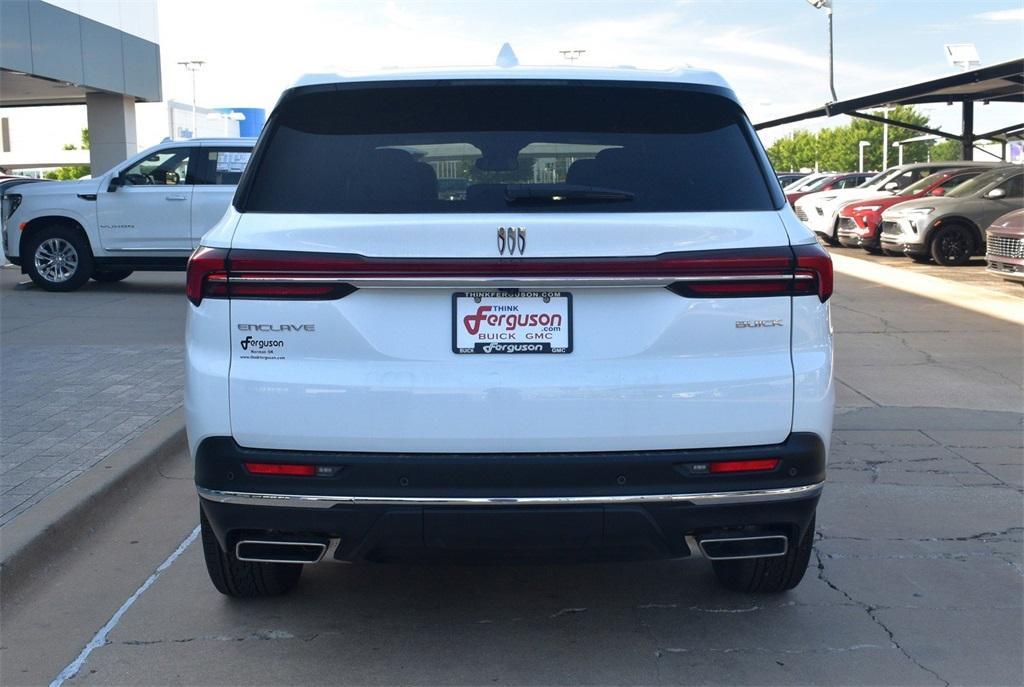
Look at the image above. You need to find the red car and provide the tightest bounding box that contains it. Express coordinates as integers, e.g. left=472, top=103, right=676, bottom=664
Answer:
left=835, top=168, right=984, bottom=253
left=785, top=172, right=874, bottom=207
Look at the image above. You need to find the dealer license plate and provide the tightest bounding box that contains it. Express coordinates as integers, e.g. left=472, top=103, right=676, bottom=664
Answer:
left=452, top=290, right=573, bottom=354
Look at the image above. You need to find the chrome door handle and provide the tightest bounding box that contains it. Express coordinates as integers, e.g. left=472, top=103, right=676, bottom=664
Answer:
left=166, top=194, right=187, bottom=201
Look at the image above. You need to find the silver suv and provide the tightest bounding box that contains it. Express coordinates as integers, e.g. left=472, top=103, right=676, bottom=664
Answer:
left=880, top=166, right=1024, bottom=265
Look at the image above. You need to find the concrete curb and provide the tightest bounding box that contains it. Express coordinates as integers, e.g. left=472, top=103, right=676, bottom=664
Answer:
left=0, top=408, right=187, bottom=602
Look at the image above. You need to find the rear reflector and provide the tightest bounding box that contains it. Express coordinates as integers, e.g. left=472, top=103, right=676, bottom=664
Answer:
left=708, top=458, right=780, bottom=474
left=244, top=462, right=316, bottom=476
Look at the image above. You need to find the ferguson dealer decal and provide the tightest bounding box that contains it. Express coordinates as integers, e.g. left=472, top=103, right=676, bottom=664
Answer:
left=453, top=291, right=572, bottom=354
left=236, top=323, right=315, bottom=360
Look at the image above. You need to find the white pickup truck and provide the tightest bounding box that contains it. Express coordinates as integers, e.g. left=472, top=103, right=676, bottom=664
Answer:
left=2, top=138, right=254, bottom=291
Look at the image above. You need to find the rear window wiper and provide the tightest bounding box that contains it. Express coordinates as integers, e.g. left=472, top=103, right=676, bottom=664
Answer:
left=504, top=183, right=635, bottom=205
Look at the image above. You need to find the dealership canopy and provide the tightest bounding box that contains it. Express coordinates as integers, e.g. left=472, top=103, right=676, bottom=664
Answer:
left=755, top=58, right=1024, bottom=160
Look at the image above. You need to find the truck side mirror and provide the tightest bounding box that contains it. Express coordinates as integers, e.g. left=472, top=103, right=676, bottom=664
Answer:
left=107, top=175, right=125, bottom=192
left=986, top=188, right=1007, bottom=199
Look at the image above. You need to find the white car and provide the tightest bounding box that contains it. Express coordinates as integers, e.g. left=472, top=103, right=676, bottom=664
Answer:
left=793, top=161, right=999, bottom=244
left=2, top=138, right=254, bottom=290
left=186, top=62, right=835, bottom=598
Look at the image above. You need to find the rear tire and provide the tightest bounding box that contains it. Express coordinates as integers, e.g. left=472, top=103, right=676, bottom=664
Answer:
left=23, top=225, right=93, bottom=292
left=200, top=509, right=302, bottom=598
left=91, top=269, right=134, bottom=282
left=929, top=224, right=975, bottom=266
left=711, top=515, right=815, bottom=593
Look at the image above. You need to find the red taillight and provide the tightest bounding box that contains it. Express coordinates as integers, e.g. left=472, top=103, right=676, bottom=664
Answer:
left=792, top=242, right=833, bottom=303
left=186, top=246, right=228, bottom=306
left=244, top=462, right=316, bottom=476
left=708, top=458, right=780, bottom=474
left=225, top=247, right=797, bottom=278
left=186, top=245, right=833, bottom=304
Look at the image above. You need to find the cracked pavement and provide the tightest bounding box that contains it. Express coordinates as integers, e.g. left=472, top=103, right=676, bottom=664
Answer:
left=2, top=265, right=1022, bottom=686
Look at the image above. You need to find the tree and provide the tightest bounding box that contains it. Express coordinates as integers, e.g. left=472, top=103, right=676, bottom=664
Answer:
left=765, top=106, right=938, bottom=172
left=929, top=139, right=962, bottom=162
left=45, top=128, right=90, bottom=180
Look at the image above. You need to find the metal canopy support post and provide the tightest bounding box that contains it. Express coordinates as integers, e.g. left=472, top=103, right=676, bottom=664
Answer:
left=962, top=101, right=974, bottom=161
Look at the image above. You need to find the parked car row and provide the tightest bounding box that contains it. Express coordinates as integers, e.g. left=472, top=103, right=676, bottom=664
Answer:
left=788, top=160, right=1022, bottom=267
left=785, top=172, right=876, bottom=208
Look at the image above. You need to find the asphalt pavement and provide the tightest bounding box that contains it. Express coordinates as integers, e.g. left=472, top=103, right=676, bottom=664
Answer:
left=0, top=255, right=1021, bottom=686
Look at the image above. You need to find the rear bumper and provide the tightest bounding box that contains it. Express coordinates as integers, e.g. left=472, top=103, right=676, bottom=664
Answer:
left=196, top=433, right=825, bottom=563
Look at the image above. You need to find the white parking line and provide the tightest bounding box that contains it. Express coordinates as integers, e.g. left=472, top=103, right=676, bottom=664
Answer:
left=831, top=253, right=1024, bottom=326
left=49, top=525, right=201, bottom=687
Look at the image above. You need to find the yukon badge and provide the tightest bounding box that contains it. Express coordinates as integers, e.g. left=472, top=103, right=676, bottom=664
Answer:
left=735, top=319, right=784, bottom=329
left=498, top=227, right=526, bottom=256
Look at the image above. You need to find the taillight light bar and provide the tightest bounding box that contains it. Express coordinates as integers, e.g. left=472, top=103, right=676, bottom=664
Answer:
left=186, top=244, right=833, bottom=305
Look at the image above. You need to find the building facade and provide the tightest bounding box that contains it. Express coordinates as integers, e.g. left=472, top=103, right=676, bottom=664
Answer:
left=0, top=0, right=161, bottom=174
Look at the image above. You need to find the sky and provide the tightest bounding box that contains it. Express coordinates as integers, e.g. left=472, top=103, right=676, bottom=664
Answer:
left=4, top=0, right=1024, bottom=156
left=149, top=0, right=1024, bottom=145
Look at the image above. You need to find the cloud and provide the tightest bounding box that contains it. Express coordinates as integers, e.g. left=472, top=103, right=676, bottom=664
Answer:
left=975, top=8, right=1024, bottom=21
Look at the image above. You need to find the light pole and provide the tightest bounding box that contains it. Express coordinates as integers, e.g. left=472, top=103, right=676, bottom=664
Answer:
left=892, top=141, right=903, bottom=167
left=858, top=140, right=870, bottom=172
left=177, top=60, right=205, bottom=138
left=805, top=0, right=837, bottom=103
left=874, top=106, right=895, bottom=170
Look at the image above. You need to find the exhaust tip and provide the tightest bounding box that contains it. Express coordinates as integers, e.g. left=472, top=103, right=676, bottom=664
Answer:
left=235, top=539, right=327, bottom=564
left=697, top=534, right=788, bottom=561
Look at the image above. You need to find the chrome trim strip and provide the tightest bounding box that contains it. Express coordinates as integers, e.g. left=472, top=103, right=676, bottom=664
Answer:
left=223, top=273, right=813, bottom=288
left=697, top=534, right=789, bottom=561
left=102, top=247, right=193, bottom=253
left=197, top=482, right=823, bottom=509
left=234, top=539, right=327, bottom=564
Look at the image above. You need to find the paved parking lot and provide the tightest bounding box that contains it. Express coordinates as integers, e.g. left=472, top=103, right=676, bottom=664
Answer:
left=0, top=267, right=186, bottom=525
left=1, top=258, right=1020, bottom=686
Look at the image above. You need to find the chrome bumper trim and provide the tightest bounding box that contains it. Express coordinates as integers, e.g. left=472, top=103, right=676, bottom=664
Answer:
left=197, top=482, right=823, bottom=509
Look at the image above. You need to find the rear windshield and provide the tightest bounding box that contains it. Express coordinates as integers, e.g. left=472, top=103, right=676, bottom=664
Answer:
left=238, top=83, right=778, bottom=214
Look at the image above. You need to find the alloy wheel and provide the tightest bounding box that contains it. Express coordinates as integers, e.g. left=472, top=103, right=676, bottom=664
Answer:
left=33, top=237, right=80, bottom=283
left=936, top=230, right=969, bottom=264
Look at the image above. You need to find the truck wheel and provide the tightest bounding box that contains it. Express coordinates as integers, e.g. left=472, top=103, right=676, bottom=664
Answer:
left=930, top=224, right=974, bottom=266
left=91, top=269, right=134, bottom=283
left=200, top=509, right=302, bottom=598
left=24, top=225, right=93, bottom=291
left=711, top=514, right=815, bottom=593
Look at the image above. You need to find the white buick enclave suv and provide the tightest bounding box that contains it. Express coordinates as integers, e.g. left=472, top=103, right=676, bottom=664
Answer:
left=186, top=63, right=834, bottom=598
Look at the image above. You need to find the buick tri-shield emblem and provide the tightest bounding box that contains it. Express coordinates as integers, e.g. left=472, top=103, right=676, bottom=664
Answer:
left=498, top=227, right=526, bottom=256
